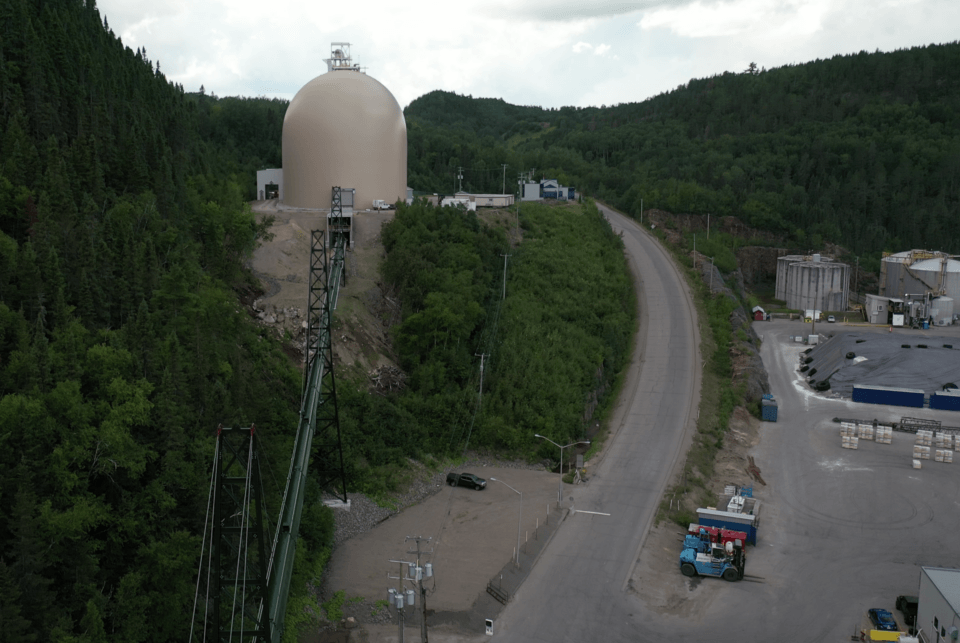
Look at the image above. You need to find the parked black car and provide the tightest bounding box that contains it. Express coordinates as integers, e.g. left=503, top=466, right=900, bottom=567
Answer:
left=896, top=595, right=918, bottom=626
left=446, top=472, right=486, bottom=490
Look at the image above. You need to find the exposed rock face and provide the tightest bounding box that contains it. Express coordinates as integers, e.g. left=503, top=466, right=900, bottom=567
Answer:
left=693, top=252, right=770, bottom=404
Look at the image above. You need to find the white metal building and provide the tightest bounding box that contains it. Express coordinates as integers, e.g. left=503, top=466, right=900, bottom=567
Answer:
left=918, top=567, right=960, bottom=643
left=256, top=169, right=284, bottom=201
left=453, top=192, right=515, bottom=207
left=521, top=182, right=540, bottom=201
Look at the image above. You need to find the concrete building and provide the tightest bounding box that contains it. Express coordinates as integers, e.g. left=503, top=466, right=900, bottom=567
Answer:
left=918, top=567, right=960, bottom=643
left=775, top=254, right=850, bottom=312
left=256, top=168, right=284, bottom=201
left=281, top=43, right=407, bottom=212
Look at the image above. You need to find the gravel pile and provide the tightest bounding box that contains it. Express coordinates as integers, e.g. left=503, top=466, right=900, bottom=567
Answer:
left=325, top=452, right=547, bottom=547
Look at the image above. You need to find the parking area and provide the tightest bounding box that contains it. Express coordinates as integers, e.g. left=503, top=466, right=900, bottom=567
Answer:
left=627, top=320, right=960, bottom=640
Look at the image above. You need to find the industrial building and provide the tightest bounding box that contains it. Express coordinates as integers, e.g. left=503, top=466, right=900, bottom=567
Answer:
left=521, top=179, right=576, bottom=202
left=917, top=567, right=960, bottom=643
left=881, top=250, right=960, bottom=300
left=256, top=168, right=283, bottom=201
left=281, top=43, right=406, bottom=212
left=255, top=44, right=407, bottom=247
left=775, top=254, right=850, bottom=312
left=860, top=250, right=959, bottom=326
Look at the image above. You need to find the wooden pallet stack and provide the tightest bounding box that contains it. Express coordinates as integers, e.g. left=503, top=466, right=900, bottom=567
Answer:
left=875, top=426, right=893, bottom=444
left=841, top=435, right=859, bottom=450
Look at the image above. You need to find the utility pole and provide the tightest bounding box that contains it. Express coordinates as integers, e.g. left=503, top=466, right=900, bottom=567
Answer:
left=501, top=164, right=508, bottom=195
left=457, top=167, right=463, bottom=193
left=693, top=234, right=697, bottom=269
left=855, top=256, right=860, bottom=303
left=710, top=257, right=714, bottom=293
left=500, top=253, right=512, bottom=300
left=707, top=212, right=711, bottom=239
left=405, top=536, right=433, bottom=643
left=387, top=562, right=415, bottom=643
left=640, top=198, right=643, bottom=226
left=476, top=353, right=488, bottom=400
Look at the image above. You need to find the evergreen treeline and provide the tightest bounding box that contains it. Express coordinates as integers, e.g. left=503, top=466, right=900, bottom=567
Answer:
left=0, top=1, right=301, bottom=640
left=405, top=42, right=960, bottom=256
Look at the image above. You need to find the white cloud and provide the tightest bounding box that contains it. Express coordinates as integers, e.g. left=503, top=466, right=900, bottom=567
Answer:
left=95, top=0, right=960, bottom=109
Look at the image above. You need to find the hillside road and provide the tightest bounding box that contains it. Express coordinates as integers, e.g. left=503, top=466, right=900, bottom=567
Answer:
left=487, top=203, right=702, bottom=641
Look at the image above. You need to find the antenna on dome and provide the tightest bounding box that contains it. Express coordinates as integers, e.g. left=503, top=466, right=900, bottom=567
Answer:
left=324, top=42, right=361, bottom=73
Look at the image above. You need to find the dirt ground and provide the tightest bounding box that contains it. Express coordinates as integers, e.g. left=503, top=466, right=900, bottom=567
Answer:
left=627, top=406, right=763, bottom=618
left=250, top=200, right=400, bottom=380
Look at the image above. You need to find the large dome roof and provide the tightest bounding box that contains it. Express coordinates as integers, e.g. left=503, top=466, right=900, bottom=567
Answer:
left=282, top=70, right=406, bottom=210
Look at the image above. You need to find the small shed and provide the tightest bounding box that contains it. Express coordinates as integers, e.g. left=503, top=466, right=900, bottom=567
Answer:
left=752, top=306, right=766, bottom=321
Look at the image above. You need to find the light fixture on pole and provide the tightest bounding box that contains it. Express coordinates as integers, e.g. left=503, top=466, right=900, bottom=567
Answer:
left=489, top=478, right=522, bottom=567
left=533, top=434, right=590, bottom=505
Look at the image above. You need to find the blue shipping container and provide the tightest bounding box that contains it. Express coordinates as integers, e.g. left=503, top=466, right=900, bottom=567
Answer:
left=761, top=403, right=778, bottom=422
left=852, top=384, right=924, bottom=408
left=931, top=389, right=960, bottom=411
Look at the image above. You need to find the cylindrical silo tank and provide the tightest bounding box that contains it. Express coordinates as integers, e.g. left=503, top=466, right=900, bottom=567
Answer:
left=282, top=69, right=407, bottom=210
left=775, top=255, right=849, bottom=311
left=909, top=257, right=960, bottom=299
left=775, top=255, right=803, bottom=302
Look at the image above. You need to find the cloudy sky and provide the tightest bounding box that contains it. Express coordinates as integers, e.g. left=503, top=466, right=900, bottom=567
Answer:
left=96, top=0, right=958, bottom=110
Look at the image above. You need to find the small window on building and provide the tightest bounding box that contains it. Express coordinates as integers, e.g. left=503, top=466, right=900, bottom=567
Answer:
left=942, top=626, right=947, bottom=638
left=935, top=616, right=939, bottom=628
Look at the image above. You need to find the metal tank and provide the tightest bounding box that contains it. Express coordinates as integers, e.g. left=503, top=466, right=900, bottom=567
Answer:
left=775, top=255, right=850, bottom=311
left=282, top=62, right=407, bottom=211
left=880, top=250, right=960, bottom=300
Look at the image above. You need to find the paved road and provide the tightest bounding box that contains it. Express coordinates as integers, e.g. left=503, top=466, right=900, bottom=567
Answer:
left=490, top=204, right=702, bottom=641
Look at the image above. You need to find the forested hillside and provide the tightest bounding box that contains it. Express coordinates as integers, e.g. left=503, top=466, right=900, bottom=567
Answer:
left=406, top=42, right=960, bottom=256
left=336, top=200, right=634, bottom=495
left=0, top=0, right=301, bottom=640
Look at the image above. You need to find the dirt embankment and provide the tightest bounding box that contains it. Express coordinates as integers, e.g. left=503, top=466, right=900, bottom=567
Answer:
left=247, top=202, right=402, bottom=385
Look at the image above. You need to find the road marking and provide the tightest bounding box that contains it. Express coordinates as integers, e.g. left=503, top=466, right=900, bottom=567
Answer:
left=571, top=509, right=611, bottom=516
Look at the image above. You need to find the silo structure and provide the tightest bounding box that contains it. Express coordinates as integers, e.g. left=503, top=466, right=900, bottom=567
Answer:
left=281, top=47, right=407, bottom=211
left=881, top=250, right=960, bottom=300
left=775, top=255, right=849, bottom=311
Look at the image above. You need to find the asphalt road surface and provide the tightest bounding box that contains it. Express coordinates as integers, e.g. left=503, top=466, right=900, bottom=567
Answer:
left=488, top=204, right=703, bottom=641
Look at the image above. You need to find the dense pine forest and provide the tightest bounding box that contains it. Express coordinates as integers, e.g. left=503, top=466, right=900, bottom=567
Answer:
left=406, top=42, right=960, bottom=257
left=0, top=0, right=301, bottom=639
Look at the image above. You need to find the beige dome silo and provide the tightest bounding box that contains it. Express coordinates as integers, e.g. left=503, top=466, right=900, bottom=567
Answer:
left=282, top=70, right=407, bottom=210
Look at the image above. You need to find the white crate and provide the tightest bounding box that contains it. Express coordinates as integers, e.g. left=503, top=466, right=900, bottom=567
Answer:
left=935, top=449, right=953, bottom=463
left=858, top=426, right=875, bottom=440
left=913, top=459, right=922, bottom=469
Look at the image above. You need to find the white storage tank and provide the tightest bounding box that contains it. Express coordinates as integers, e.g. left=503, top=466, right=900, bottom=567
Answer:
left=880, top=250, right=960, bottom=300
left=775, top=255, right=850, bottom=311
left=281, top=45, right=407, bottom=211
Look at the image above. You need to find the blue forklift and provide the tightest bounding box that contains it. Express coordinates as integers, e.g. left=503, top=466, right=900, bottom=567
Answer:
left=679, top=528, right=746, bottom=581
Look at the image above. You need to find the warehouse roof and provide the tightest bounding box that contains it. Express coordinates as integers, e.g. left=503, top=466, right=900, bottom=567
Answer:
left=923, top=567, right=960, bottom=615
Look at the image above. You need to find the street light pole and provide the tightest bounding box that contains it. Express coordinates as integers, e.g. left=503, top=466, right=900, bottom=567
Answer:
left=533, top=435, right=590, bottom=505
left=489, top=478, right=522, bottom=567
